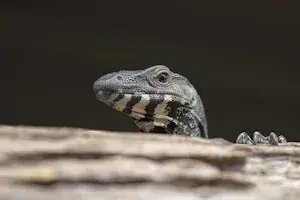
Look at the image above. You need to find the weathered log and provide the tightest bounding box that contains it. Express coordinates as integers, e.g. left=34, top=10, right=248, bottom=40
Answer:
left=0, top=125, right=299, bottom=200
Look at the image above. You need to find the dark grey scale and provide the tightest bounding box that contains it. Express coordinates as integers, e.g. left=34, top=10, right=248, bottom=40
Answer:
left=165, top=96, right=183, bottom=120
left=167, top=96, right=195, bottom=133
left=112, top=93, right=125, bottom=104
left=122, top=95, right=142, bottom=115
left=172, top=96, right=206, bottom=138
left=144, top=94, right=165, bottom=117
left=173, top=107, right=204, bottom=137
left=197, top=123, right=206, bottom=138
left=166, top=121, right=176, bottom=133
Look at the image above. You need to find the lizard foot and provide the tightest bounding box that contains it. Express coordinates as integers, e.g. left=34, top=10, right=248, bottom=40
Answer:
left=236, top=131, right=287, bottom=145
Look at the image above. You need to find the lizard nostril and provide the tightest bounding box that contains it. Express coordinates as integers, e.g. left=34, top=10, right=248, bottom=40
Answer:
left=116, top=76, right=123, bottom=81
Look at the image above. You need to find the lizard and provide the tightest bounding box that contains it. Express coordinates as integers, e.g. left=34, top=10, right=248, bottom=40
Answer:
left=93, top=65, right=287, bottom=145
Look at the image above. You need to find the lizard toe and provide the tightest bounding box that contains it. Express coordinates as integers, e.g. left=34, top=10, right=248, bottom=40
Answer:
left=236, top=132, right=254, bottom=145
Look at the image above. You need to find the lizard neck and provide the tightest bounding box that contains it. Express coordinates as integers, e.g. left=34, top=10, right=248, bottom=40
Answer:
left=133, top=106, right=206, bottom=138
left=123, top=93, right=208, bottom=138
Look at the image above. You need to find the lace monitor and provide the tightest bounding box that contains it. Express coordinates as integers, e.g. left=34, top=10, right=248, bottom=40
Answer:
left=93, top=65, right=287, bottom=145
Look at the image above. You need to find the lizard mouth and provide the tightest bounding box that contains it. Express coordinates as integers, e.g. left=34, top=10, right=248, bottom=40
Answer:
left=129, top=110, right=154, bottom=120
left=94, top=89, right=118, bottom=107
left=95, top=89, right=193, bottom=112
left=93, top=80, right=192, bottom=105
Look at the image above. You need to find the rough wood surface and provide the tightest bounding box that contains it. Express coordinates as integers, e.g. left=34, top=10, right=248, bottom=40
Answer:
left=0, top=125, right=299, bottom=200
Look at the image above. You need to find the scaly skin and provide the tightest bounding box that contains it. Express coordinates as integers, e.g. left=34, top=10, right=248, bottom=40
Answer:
left=93, top=65, right=287, bottom=145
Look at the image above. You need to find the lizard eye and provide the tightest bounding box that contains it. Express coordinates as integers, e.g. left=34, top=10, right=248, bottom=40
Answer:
left=157, top=72, right=169, bottom=83
left=147, top=67, right=172, bottom=87
left=153, top=71, right=171, bottom=86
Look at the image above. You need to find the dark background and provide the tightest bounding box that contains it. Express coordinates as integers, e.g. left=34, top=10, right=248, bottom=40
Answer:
left=2, top=1, right=300, bottom=142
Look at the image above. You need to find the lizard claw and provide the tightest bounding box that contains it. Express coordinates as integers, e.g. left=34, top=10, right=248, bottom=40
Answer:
left=236, top=131, right=287, bottom=145
left=278, top=135, right=287, bottom=143
left=253, top=131, right=270, bottom=144
left=268, top=132, right=279, bottom=145
left=236, top=132, right=254, bottom=144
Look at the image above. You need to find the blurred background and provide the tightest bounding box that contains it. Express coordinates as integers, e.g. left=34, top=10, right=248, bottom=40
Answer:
left=2, top=1, right=300, bottom=142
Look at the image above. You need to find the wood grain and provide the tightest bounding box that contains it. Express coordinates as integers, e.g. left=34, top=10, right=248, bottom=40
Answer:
left=0, top=125, right=299, bottom=200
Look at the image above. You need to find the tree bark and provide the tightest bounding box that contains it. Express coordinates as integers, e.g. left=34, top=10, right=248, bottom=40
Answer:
left=0, top=125, right=299, bottom=200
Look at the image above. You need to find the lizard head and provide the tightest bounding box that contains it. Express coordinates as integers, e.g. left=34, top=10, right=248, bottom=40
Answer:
left=93, top=65, right=208, bottom=138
